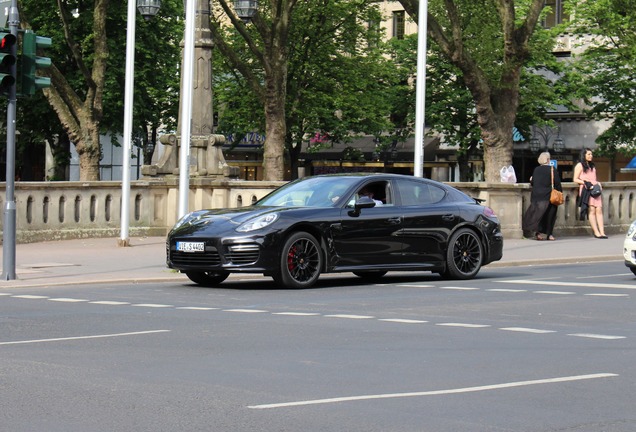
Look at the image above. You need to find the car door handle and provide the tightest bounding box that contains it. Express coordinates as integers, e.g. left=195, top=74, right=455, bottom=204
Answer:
left=442, top=214, right=455, bottom=221
left=387, top=216, right=403, bottom=225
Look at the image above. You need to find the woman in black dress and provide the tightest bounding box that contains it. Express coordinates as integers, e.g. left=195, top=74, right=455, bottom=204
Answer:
left=522, top=151, right=562, bottom=241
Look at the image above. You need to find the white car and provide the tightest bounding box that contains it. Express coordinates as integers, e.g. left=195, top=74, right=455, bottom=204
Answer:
left=625, top=220, right=636, bottom=276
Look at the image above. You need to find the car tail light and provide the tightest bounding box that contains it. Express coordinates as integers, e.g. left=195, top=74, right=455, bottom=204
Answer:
left=483, top=206, right=497, bottom=218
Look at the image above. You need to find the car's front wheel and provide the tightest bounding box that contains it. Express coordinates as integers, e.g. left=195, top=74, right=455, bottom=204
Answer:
left=185, top=271, right=230, bottom=287
left=273, top=232, right=322, bottom=289
left=444, top=228, right=483, bottom=279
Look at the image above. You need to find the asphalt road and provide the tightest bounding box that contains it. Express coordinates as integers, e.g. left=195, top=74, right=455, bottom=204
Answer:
left=1, top=261, right=635, bottom=432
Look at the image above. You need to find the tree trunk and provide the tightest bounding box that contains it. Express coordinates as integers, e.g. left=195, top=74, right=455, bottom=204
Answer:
left=76, top=136, right=101, bottom=181
left=475, top=85, right=518, bottom=183
left=262, top=62, right=288, bottom=181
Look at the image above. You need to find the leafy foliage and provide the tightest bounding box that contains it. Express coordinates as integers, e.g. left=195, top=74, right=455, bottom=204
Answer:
left=565, top=0, right=636, bottom=156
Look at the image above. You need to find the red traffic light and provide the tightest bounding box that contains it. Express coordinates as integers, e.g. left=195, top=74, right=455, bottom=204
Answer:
left=0, top=33, right=16, bottom=51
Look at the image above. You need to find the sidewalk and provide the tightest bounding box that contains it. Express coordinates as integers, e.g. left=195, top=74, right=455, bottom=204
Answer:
left=0, top=234, right=626, bottom=288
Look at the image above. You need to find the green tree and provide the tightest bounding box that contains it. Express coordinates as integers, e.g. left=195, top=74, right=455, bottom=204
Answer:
left=386, top=9, right=568, bottom=182
left=213, top=0, right=395, bottom=180
left=565, top=0, right=636, bottom=171
left=18, top=0, right=182, bottom=180
left=399, top=0, right=554, bottom=182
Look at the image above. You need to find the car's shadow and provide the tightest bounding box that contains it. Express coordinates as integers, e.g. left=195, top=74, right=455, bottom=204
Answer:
left=175, top=269, right=540, bottom=291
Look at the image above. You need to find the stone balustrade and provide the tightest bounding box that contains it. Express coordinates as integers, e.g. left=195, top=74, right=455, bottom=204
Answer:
left=0, top=179, right=634, bottom=243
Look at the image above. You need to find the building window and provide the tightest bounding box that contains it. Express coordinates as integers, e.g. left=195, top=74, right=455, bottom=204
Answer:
left=392, top=11, right=405, bottom=40
left=543, top=0, right=569, bottom=28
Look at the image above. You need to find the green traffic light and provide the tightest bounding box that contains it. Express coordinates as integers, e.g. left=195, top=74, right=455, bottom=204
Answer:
left=21, top=30, right=52, bottom=96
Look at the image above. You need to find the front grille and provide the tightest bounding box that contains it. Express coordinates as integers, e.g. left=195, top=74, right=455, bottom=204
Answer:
left=170, top=241, right=222, bottom=267
left=227, top=244, right=260, bottom=265
left=171, top=250, right=221, bottom=267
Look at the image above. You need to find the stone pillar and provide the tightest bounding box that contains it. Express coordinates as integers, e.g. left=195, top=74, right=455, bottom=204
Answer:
left=143, top=0, right=238, bottom=178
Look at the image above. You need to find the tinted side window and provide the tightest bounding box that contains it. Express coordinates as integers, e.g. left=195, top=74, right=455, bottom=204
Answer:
left=397, top=180, right=446, bottom=206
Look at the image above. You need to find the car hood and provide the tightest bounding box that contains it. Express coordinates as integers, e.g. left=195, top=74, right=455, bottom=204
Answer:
left=170, top=206, right=292, bottom=235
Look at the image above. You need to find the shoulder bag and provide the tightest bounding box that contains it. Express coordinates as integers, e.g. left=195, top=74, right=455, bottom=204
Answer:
left=549, top=167, right=564, bottom=206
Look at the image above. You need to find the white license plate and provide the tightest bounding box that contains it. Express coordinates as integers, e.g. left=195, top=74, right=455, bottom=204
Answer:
left=176, top=241, right=205, bottom=253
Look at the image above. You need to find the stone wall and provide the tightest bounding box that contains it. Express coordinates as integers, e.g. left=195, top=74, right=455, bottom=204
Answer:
left=0, top=179, right=634, bottom=243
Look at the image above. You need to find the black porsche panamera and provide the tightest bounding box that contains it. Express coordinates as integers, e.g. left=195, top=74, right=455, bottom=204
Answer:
left=167, top=173, right=504, bottom=289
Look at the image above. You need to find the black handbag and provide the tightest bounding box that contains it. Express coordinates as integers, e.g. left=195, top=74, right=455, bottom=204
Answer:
left=590, top=183, right=602, bottom=197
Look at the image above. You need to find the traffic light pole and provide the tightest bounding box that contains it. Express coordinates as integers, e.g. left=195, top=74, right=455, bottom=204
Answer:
left=1, top=0, right=18, bottom=280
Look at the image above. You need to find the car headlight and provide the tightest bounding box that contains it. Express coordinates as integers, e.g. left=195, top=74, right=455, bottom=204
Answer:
left=236, top=213, right=279, bottom=232
left=627, top=221, right=636, bottom=240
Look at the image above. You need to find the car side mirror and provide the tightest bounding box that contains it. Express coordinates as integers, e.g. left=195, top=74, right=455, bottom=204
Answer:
left=348, top=196, right=376, bottom=216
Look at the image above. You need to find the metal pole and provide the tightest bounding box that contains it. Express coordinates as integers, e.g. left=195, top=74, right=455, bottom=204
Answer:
left=119, top=0, right=137, bottom=247
left=1, top=0, right=18, bottom=280
left=413, top=0, right=428, bottom=178
left=178, top=0, right=196, bottom=218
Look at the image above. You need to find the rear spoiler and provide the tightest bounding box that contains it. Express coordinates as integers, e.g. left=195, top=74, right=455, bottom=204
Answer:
left=473, top=198, right=485, bottom=204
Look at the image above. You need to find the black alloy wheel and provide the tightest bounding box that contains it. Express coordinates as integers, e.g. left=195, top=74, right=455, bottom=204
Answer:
left=274, top=231, right=322, bottom=289
left=185, top=271, right=230, bottom=287
left=444, top=228, right=483, bottom=279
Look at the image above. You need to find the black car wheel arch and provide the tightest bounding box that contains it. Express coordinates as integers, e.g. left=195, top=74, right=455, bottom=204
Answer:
left=444, top=227, right=483, bottom=279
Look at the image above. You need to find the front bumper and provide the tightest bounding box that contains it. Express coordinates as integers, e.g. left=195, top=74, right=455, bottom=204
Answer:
left=166, top=234, right=280, bottom=273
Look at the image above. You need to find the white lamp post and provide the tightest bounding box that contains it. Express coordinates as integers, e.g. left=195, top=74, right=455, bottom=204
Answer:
left=413, top=0, right=428, bottom=177
left=119, top=0, right=160, bottom=247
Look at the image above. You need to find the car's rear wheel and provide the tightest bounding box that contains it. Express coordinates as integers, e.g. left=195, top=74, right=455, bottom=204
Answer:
left=185, top=271, right=230, bottom=287
left=353, top=271, right=387, bottom=281
left=631, top=267, right=636, bottom=276
left=444, top=228, right=483, bottom=279
left=273, top=232, right=322, bottom=289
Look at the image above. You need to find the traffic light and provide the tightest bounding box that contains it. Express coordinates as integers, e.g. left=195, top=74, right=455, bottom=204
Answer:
left=0, top=31, right=16, bottom=94
left=21, top=30, right=51, bottom=96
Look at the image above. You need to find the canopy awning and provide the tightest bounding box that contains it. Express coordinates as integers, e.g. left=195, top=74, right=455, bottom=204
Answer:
left=620, top=155, right=636, bottom=173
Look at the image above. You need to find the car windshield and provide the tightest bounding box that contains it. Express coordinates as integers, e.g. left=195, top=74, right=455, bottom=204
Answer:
left=257, top=176, right=358, bottom=208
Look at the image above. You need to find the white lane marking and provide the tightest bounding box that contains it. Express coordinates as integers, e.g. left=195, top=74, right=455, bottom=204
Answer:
left=500, top=327, right=556, bottom=334
left=577, top=273, right=633, bottom=280
left=324, top=314, right=375, bottom=319
left=131, top=303, right=173, bottom=308
left=89, top=301, right=131, bottom=305
left=0, top=330, right=170, bottom=346
left=48, top=298, right=89, bottom=303
left=12, top=295, right=49, bottom=299
left=176, top=307, right=219, bottom=311
left=436, top=323, right=490, bottom=328
left=440, top=287, right=480, bottom=291
left=379, top=319, right=428, bottom=324
left=501, top=280, right=636, bottom=290
left=0, top=293, right=12, bottom=296
left=272, top=312, right=321, bottom=316
left=568, top=333, right=626, bottom=340
left=223, top=309, right=268, bottom=313
left=248, top=373, right=618, bottom=409
left=584, top=293, right=629, bottom=297
left=487, top=289, right=527, bottom=293
left=396, top=284, right=435, bottom=288
left=533, top=291, right=576, bottom=295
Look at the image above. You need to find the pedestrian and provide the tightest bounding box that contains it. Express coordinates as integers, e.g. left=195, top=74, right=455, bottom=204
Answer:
left=573, top=147, right=607, bottom=238
left=522, top=151, right=562, bottom=241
